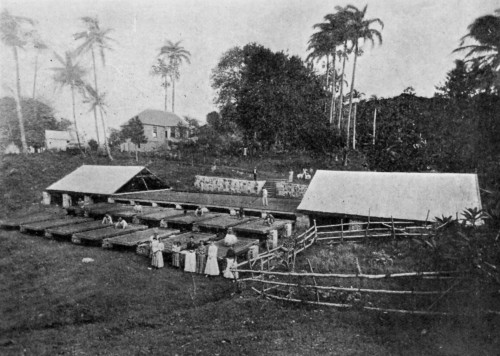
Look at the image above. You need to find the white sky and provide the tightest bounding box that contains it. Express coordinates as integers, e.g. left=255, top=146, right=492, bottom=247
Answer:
left=0, top=0, right=498, bottom=140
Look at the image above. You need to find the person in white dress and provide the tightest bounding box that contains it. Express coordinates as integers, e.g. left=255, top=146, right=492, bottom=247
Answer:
left=262, top=188, right=268, bottom=206
left=184, top=236, right=197, bottom=273
left=204, top=240, right=220, bottom=276
left=223, top=247, right=239, bottom=280
left=224, top=227, right=238, bottom=247
left=150, top=234, right=164, bottom=269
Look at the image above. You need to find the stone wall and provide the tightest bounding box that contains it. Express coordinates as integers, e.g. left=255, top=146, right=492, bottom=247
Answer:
left=275, top=182, right=309, bottom=198
left=194, top=176, right=265, bottom=195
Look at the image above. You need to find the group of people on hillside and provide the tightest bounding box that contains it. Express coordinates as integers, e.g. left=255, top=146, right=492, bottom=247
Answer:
left=148, top=229, right=244, bottom=280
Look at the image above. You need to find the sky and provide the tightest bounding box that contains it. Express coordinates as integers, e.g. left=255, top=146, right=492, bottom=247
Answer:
left=0, top=0, right=498, bottom=141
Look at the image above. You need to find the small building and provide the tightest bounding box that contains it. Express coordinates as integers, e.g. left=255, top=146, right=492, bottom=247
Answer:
left=44, top=165, right=169, bottom=207
left=120, top=109, right=188, bottom=152
left=45, top=130, right=79, bottom=151
left=4, top=142, right=20, bottom=154
left=297, top=170, right=482, bottom=225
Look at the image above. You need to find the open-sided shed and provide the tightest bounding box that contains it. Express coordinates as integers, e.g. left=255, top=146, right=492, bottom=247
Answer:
left=45, top=165, right=169, bottom=207
left=297, top=170, right=482, bottom=223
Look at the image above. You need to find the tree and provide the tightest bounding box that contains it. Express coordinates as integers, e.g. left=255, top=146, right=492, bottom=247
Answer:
left=308, top=10, right=351, bottom=126
left=121, top=117, right=147, bottom=161
left=183, top=115, right=200, bottom=137
left=212, top=43, right=329, bottom=151
left=342, top=5, right=383, bottom=148
left=158, top=40, right=191, bottom=112
left=31, top=30, right=48, bottom=100
left=74, top=16, right=114, bottom=152
left=51, top=51, right=86, bottom=153
left=0, top=10, right=34, bottom=153
left=82, top=84, right=113, bottom=160
left=453, top=9, right=500, bottom=91
left=0, top=96, right=69, bottom=148
left=108, top=128, right=123, bottom=149
left=151, top=57, right=172, bottom=112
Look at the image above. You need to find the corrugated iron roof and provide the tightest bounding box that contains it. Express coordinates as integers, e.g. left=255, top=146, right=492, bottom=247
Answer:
left=133, top=109, right=186, bottom=127
left=46, top=165, right=146, bottom=195
left=297, top=170, right=482, bottom=221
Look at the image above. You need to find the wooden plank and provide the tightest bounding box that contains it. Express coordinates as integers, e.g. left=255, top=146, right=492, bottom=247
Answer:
left=232, top=218, right=294, bottom=235
left=87, top=204, right=133, bottom=218
left=164, top=212, right=221, bottom=230
left=214, top=238, right=259, bottom=259
left=1, top=211, right=66, bottom=229
left=46, top=220, right=110, bottom=238
left=194, top=215, right=257, bottom=232
left=137, top=209, right=185, bottom=222
left=20, top=217, right=92, bottom=233
left=103, top=228, right=180, bottom=248
left=112, top=206, right=162, bottom=219
left=72, top=224, right=148, bottom=244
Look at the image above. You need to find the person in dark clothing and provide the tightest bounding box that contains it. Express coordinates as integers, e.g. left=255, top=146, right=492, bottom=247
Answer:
left=253, top=167, right=257, bottom=181
left=186, top=236, right=197, bottom=251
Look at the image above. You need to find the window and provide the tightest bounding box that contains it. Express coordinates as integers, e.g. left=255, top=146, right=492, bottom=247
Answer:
left=152, top=126, right=157, bottom=138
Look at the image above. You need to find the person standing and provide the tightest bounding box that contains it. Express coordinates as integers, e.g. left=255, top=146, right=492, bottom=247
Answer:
left=224, top=227, right=238, bottom=247
left=223, top=247, right=238, bottom=280
left=204, top=240, right=220, bottom=276
left=196, top=242, right=207, bottom=274
left=253, top=167, right=257, bottom=181
left=151, top=234, right=164, bottom=269
left=262, top=188, right=268, bottom=206
left=184, top=236, right=197, bottom=273
left=171, top=241, right=181, bottom=268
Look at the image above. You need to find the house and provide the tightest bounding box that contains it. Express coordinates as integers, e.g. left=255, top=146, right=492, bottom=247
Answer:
left=120, top=109, right=187, bottom=152
left=44, top=165, right=169, bottom=207
left=45, top=130, right=79, bottom=151
left=297, top=170, right=482, bottom=225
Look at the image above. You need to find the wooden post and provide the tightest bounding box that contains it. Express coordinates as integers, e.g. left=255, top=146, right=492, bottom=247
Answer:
left=391, top=216, right=396, bottom=240
left=313, top=219, right=317, bottom=241
left=307, top=258, right=320, bottom=303
left=352, top=103, right=357, bottom=150
left=340, top=219, right=344, bottom=244
left=372, top=108, right=377, bottom=145
left=365, top=209, right=370, bottom=241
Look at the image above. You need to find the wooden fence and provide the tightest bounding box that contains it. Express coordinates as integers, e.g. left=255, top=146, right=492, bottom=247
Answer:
left=231, top=221, right=499, bottom=317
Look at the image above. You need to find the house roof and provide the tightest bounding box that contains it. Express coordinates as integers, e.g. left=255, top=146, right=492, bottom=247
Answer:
left=45, top=130, right=77, bottom=141
left=46, top=165, right=148, bottom=195
left=297, top=170, right=482, bottom=222
left=134, top=109, right=186, bottom=127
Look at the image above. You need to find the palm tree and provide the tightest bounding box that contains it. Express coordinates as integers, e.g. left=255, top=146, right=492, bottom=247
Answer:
left=158, top=40, right=191, bottom=112
left=82, top=84, right=113, bottom=160
left=342, top=5, right=383, bottom=147
left=151, top=57, right=171, bottom=111
left=31, top=31, right=48, bottom=100
left=309, top=11, right=350, bottom=126
left=74, top=16, right=114, bottom=152
left=0, top=10, right=34, bottom=153
left=51, top=51, right=86, bottom=152
left=453, top=9, right=500, bottom=87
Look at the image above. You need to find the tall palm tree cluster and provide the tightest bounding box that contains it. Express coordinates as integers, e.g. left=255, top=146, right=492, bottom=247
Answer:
left=0, top=10, right=114, bottom=158
left=151, top=40, right=191, bottom=113
left=453, top=8, right=500, bottom=90
left=307, top=4, right=383, bottom=147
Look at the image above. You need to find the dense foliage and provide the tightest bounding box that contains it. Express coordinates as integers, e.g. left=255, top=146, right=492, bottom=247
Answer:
left=211, top=43, right=338, bottom=152
left=0, top=96, right=71, bottom=148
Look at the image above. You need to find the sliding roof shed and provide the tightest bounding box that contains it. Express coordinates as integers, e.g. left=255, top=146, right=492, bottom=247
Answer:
left=297, top=170, right=482, bottom=223
left=45, top=165, right=168, bottom=207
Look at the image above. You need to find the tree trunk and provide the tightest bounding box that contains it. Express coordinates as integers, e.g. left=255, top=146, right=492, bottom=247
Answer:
left=13, top=47, right=28, bottom=153
left=135, top=146, right=138, bottom=162
left=337, top=41, right=348, bottom=131
left=372, top=108, right=377, bottom=145
left=324, top=55, right=329, bottom=113
left=70, top=85, right=83, bottom=153
left=329, top=52, right=336, bottom=125
left=98, top=107, right=114, bottom=161
left=172, top=76, right=175, bottom=113
left=353, top=103, right=357, bottom=150
left=164, top=76, right=168, bottom=111
left=32, top=53, right=38, bottom=100
left=91, top=47, right=101, bottom=147
left=346, top=44, right=359, bottom=148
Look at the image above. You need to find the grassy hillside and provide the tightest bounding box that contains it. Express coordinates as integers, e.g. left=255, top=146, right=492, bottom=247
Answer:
left=1, top=152, right=498, bottom=355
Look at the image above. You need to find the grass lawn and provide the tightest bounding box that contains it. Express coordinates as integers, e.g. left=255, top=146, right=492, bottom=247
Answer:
left=1, top=152, right=498, bottom=355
